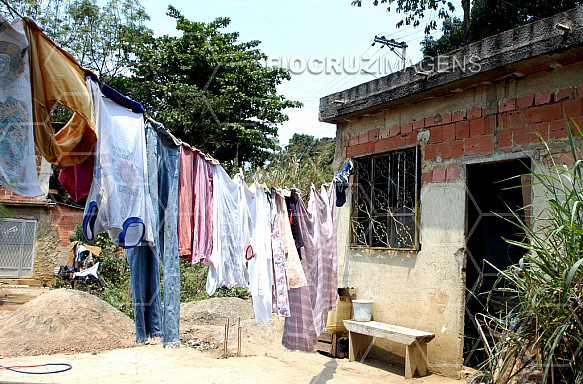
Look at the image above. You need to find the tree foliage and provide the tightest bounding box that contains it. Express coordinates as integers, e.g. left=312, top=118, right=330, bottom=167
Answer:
left=420, top=16, right=463, bottom=57
left=1, top=0, right=152, bottom=83
left=354, top=0, right=581, bottom=56
left=113, top=6, right=301, bottom=166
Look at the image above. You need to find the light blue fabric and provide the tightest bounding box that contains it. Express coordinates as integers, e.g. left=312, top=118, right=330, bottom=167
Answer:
left=126, top=118, right=181, bottom=346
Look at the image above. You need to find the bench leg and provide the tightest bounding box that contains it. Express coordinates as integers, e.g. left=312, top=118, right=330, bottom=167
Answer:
left=348, top=331, right=371, bottom=362
left=405, top=340, right=429, bottom=379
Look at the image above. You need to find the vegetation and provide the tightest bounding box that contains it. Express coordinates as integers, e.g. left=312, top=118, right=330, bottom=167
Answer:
left=1, top=1, right=300, bottom=167
left=251, top=133, right=336, bottom=201
left=352, top=0, right=582, bottom=57
left=478, top=121, right=583, bottom=383
left=51, top=225, right=248, bottom=318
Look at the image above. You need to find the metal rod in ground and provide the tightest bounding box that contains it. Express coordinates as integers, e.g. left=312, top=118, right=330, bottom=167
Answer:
left=223, top=323, right=227, bottom=358
left=225, top=318, right=230, bottom=358
left=237, top=317, right=241, bottom=357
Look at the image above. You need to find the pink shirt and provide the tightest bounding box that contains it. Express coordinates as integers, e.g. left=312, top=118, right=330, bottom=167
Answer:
left=191, top=150, right=213, bottom=264
left=177, top=144, right=194, bottom=259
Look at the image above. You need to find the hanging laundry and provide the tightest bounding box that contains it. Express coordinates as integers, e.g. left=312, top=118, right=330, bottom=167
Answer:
left=57, top=79, right=145, bottom=201
left=270, top=195, right=290, bottom=317
left=126, top=118, right=181, bottom=346
left=286, top=194, right=305, bottom=259
left=82, top=79, right=154, bottom=248
left=24, top=18, right=96, bottom=166
left=206, top=166, right=250, bottom=295
left=177, top=144, right=194, bottom=259
left=0, top=16, right=43, bottom=197
left=191, top=150, right=214, bottom=265
left=333, top=160, right=354, bottom=207
left=58, top=153, right=94, bottom=201
left=248, top=182, right=274, bottom=322
left=282, top=185, right=337, bottom=352
left=274, top=190, right=307, bottom=289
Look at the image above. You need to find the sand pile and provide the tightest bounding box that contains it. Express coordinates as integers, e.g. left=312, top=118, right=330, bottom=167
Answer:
left=180, top=297, right=255, bottom=326
left=0, top=289, right=135, bottom=357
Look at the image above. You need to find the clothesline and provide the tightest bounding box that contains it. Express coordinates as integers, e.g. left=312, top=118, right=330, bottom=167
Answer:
left=0, top=13, right=346, bottom=353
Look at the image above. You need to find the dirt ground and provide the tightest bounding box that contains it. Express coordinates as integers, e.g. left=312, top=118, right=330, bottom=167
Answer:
left=0, top=285, right=463, bottom=383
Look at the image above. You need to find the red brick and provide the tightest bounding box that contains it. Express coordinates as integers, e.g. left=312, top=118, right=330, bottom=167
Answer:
left=455, top=120, right=470, bottom=139
left=406, top=131, right=418, bottom=145
left=368, top=128, right=379, bottom=142
left=354, top=142, right=374, bottom=156
left=531, top=122, right=549, bottom=142
left=535, top=91, right=553, bottom=105
left=437, top=142, right=451, bottom=159
left=571, top=117, right=583, bottom=134
left=521, top=64, right=551, bottom=75
left=425, top=144, right=438, bottom=161
left=542, top=104, right=563, bottom=122
left=577, top=85, right=583, bottom=99
left=470, top=117, right=486, bottom=136
left=446, top=167, right=460, bottom=181
left=430, top=126, right=443, bottom=143
left=349, top=137, right=359, bottom=146
left=422, top=171, right=432, bottom=184
left=479, top=134, right=495, bottom=153
left=465, top=137, right=480, bottom=155
left=452, top=110, right=466, bottom=122
left=381, top=124, right=400, bottom=138
left=516, top=94, right=534, bottom=109
left=412, top=120, right=424, bottom=130
left=507, top=111, right=524, bottom=127
left=424, top=116, right=438, bottom=127
left=432, top=167, right=446, bottom=183
left=450, top=140, right=464, bottom=158
left=467, top=106, right=482, bottom=119
left=401, top=122, right=413, bottom=134
left=441, top=112, right=452, bottom=124
left=513, top=125, right=532, bottom=145
left=357, top=132, right=368, bottom=145
left=486, top=115, right=497, bottom=134
left=550, top=120, right=568, bottom=140
left=443, top=123, right=456, bottom=142
left=562, top=99, right=582, bottom=118
left=556, top=87, right=575, bottom=101
left=394, top=134, right=406, bottom=148
left=375, top=137, right=395, bottom=153
left=499, top=99, right=516, bottom=112
left=525, top=107, right=543, bottom=124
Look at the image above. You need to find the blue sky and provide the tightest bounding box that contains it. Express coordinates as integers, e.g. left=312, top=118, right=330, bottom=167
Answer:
left=137, top=1, right=461, bottom=145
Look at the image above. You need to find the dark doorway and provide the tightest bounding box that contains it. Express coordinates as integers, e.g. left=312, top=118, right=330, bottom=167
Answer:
left=463, top=159, right=530, bottom=366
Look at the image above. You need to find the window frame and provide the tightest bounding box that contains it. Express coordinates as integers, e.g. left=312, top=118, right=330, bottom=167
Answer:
left=349, top=146, right=420, bottom=251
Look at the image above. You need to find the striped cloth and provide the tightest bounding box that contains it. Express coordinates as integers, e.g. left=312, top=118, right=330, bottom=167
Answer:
left=282, top=185, right=337, bottom=351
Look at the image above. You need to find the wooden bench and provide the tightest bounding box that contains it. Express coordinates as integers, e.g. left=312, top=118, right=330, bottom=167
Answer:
left=343, top=320, right=435, bottom=379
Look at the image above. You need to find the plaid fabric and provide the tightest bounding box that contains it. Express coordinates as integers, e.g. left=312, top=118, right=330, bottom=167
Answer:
left=282, top=186, right=337, bottom=351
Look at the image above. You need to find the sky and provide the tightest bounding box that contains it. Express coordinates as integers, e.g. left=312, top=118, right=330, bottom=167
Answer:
left=136, top=0, right=461, bottom=146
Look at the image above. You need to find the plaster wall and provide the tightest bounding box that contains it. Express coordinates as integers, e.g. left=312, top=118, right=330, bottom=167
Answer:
left=333, top=58, right=583, bottom=378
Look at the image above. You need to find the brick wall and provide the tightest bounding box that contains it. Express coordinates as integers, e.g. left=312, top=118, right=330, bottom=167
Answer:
left=344, top=85, right=583, bottom=183
left=49, top=204, right=84, bottom=247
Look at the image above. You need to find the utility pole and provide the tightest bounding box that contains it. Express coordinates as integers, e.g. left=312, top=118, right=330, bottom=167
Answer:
left=372, top=36, right=408, bottom=71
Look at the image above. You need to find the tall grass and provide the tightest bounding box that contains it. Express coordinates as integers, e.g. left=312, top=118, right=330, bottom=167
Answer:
left=482, top=120, right=583, bottom=383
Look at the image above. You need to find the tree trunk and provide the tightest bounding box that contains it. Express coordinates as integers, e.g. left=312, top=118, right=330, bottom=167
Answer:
left=462, top=0, right=470, bottom=45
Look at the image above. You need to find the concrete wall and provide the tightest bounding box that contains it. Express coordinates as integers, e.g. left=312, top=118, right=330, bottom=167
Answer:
left=334, top=58, right=583, bottom=378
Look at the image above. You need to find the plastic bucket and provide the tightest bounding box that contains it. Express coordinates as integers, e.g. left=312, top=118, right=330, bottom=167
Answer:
left=352, top=299, right=374, bottom=321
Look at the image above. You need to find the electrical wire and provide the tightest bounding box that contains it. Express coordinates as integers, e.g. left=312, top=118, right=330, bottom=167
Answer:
left=0, top=363, right=72, bottom=374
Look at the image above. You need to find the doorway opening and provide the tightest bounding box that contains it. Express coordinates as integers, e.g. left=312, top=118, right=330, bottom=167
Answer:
left=463, top=158, right=531, bottom=366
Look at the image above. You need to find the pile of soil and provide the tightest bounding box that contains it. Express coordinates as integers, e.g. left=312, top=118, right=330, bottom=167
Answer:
left=180, top=297, right=285, bottom=356
left=0, top=289, right=135, bottom=357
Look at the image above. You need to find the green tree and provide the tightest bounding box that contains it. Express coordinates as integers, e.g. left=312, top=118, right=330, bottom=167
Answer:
left=256, top=134, right=335, bottom=201
left=114, top=6, right=301, bottom=167
left=353, top=0, right=582, bottom=56
left=420, top=16, right=463, bottom=57
left=1, top=0, right=152, bottom=83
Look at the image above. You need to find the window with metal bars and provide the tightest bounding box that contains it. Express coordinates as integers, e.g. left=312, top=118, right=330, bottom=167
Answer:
left=350, top=147, right=420, bottom=250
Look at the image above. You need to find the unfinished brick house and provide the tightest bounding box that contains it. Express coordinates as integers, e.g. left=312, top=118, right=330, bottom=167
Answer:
left=319, top=6, right=583, bottom=378
left=0, top=152, right=83, bottom=284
